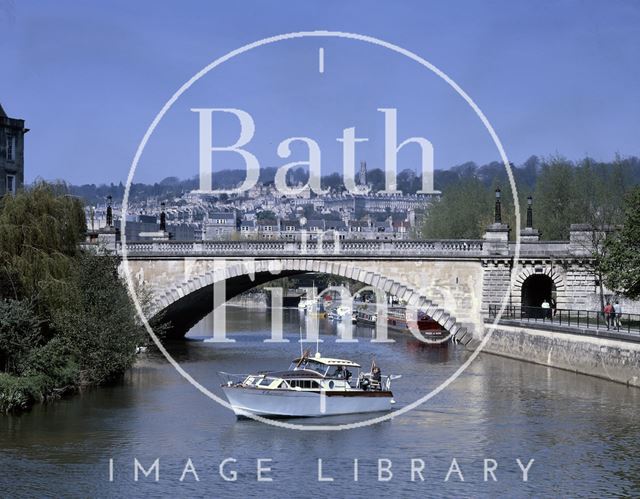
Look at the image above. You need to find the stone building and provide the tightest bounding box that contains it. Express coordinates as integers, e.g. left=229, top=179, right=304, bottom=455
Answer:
left=203, top=212, right=237, bottom=240
left=0, top=103, right=28, bottom=196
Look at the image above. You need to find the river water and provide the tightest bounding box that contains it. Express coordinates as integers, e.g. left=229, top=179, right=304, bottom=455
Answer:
left=1, top=307, right=639, bottom=498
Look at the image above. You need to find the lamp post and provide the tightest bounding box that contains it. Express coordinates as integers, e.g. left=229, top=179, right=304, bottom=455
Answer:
left=106, top=195, right=113, bottom=228
left=160, top=202, right=166, bottom=232
left=494, top=188, right=502, bottom=224
left=526, top=195, right=533, bottom=229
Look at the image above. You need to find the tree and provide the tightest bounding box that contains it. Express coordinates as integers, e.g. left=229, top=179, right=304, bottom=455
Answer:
left=47, top=252, right=145, bottom=385
left=602, top=188, right=640, bottom=299
left=0, top=182, right=155, bottom=411
left=421, top=174, right=493, bottom=238
left=0, top=182, right=85, bottom=302
left=0, top=300, right=42, bottom=374
left=534, top=157, right=578, bottom=240
left=256, top=210, right=277, bottom=222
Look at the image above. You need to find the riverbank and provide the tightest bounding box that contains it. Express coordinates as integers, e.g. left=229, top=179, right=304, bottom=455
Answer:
left=477, top=323, right=640, bottom=388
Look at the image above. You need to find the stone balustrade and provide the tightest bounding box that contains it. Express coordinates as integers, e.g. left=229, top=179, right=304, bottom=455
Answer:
left=115, top=239, right=490, bottom=258
left=112, top=238, right=579, bottom=259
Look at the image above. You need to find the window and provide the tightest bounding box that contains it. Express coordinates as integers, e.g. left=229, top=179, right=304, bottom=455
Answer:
left=5, top=133, right=16, bottom=161
left=6, top=175, right=16, bottom=195
left=288, top=379, right=320, bottom=389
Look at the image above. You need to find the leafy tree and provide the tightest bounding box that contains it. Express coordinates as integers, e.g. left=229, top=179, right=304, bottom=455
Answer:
left=256, top=210, right=277, bottom=222
left=602, top=188, right=640, bottom=299
left=0, top=300, right=42, bottom=374
left=0, top=182, right=85, bottom=301
left=0, top=182, right=155, bottom=412
left=533, top=157, right=578, bottom=240
left=421, top=174, right=493, bottom=238
left=48, top=253, right=144, bottom=385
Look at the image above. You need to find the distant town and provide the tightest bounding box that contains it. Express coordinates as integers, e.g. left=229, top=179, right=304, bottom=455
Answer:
left=86, top=162, right=439, bottom=242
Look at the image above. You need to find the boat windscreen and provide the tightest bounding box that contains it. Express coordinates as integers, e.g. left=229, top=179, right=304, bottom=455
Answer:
left=291, top=360, right=328, bottom=375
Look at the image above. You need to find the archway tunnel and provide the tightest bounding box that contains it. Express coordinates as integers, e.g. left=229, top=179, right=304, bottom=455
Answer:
left=520, top=274, right=556, bottom=317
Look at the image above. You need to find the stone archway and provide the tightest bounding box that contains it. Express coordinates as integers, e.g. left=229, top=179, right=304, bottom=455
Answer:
left=513, top=266, right=564, bottom=318
left=521, top=274, right=555, bottom=307
left=149, top=258, right=471, bottom=341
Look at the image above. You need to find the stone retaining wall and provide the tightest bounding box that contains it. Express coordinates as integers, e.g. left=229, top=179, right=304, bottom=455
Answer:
left=478, top=323, right=640, bottom=388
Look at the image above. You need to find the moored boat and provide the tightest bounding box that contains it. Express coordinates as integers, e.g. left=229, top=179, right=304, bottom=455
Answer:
left=356, top=306, right=449, bottom=344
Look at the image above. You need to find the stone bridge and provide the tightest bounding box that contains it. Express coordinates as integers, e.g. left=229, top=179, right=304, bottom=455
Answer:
left=117, top=225, right=602, bottom=340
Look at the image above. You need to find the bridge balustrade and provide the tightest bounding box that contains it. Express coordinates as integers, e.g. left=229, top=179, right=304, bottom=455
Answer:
left=115, top=239, right=487, bottom=257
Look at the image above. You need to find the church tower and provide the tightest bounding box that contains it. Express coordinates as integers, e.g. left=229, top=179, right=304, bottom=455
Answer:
left=359, top=161, right=367, bottom=188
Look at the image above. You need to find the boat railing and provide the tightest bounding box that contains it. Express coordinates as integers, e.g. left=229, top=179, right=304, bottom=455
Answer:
left=357, top=373, right=399, bottom=391
left=218, top=372, right=251, bottom=386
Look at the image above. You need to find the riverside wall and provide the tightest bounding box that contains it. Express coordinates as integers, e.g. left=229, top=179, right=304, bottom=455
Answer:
left=477, top=323, right=640, bottom=388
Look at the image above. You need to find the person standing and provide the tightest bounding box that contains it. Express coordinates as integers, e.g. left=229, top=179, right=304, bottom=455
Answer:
left=541, top=299, right=551, bottom=319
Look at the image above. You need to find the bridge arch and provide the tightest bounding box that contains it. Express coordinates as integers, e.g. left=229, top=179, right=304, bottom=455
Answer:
left=147, top=258, right=469, bottom=340
left=513, top=266, right=564, bottom=310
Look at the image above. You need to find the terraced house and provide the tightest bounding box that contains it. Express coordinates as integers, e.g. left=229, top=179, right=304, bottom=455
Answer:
left=0, top=103, right=28, bottom=197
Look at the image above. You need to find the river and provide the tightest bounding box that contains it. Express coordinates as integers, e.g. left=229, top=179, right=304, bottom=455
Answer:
left=1, top=307, right=639, bottom=498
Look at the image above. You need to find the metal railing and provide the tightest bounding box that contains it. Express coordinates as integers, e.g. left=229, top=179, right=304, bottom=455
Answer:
left=488, top=304, right=640, bottom=337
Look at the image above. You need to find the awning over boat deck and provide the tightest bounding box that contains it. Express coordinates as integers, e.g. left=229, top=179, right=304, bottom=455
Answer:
left=292, top=356, right=361, bottom=368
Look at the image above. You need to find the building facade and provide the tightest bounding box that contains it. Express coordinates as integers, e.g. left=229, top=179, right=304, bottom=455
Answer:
left=0, top=103, right=27, bottom=197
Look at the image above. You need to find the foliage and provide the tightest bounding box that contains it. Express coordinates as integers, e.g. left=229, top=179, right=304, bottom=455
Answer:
left=0, top=300, right=43, bottom=374
left=420, top=155, right=638, bottom=240
left=256, top=210, right=277, bottom=222
left=0, top=182, right=85, bottom=301
left=421, top=174, right=494, bottom=238
left=0, top=373, right=48, bottom=414
left=602, top=188, right=640, bottom=299
left=0, top=182, right=149, bottom=412
left=48, top=253, right=144, bottom=385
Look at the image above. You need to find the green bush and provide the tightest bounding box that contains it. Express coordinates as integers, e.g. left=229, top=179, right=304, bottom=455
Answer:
left=0, top=183, right=150, bottom=412
left=0, top=373, right=48, bottom=414
left=0, top=299, right=43, bottom=374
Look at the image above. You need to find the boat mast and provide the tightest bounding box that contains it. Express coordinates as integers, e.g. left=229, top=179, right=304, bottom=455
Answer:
left=313, top=278, right=319, bottom=356
left=299, top=322, right=304, bottom=357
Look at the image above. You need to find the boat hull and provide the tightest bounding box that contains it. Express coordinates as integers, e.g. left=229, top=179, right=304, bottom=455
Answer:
left=222, top=386, right=393, bottom=418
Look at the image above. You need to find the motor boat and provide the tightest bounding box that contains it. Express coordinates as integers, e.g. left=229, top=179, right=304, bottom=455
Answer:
left=220, top=352, right=399, bottom=418
left=327, top=305, right=355, bottom=323
left=297, top=298, right=316, bottom=310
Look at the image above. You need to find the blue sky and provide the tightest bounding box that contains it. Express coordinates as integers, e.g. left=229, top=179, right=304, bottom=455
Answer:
left=1, top=0, right=639, bottom=185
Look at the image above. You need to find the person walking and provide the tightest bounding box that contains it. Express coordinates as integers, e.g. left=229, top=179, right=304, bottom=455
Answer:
left=613, top=300, right=623, bottom=330
left=604, top=302, right=614, bottom=330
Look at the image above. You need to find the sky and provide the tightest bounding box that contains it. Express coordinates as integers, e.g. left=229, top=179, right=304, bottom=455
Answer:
left=1, top=0, right=639, bottom=185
